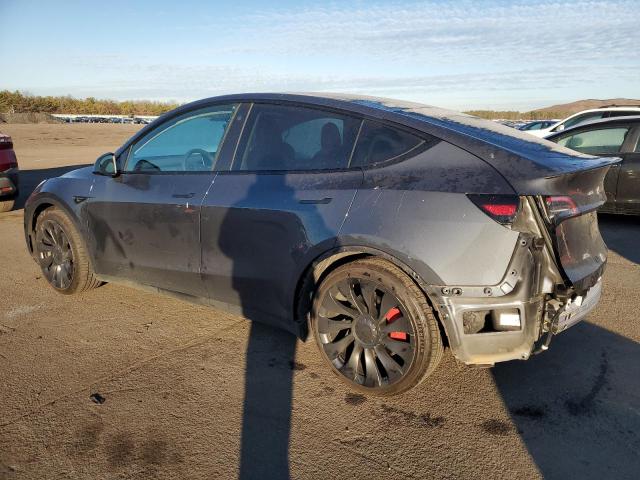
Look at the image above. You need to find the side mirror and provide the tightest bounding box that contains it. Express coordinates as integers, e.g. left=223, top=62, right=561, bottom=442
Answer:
left=556, top=124, right=565, bottom=132
left=94, top=152, right=118, bottom=176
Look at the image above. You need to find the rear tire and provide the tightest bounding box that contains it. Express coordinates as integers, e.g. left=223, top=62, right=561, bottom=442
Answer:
left=34, top=207, right=101, bottom=294
left=0, top=199, right=14, bottom=212
left=310, top=258, right=443, bottom=396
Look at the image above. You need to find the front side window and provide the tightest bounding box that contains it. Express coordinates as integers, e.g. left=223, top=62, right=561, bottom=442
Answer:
left=126, top=104, right=237, bottom=172
left=556, top=127, right=630, bottom=154
left=350, top=120, right=425, bottom=167
left=234, top=104, right=361, bottom=171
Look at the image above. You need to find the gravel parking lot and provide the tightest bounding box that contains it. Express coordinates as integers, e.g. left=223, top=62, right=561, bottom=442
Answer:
left=1, top=124, right=639, bottom=479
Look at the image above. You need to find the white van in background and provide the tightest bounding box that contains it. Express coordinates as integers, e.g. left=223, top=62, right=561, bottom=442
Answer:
left=525, top=106, right=640, bottom=138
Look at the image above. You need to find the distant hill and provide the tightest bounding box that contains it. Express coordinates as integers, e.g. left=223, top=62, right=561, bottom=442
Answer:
left=530, top=98, right=640, bottom=115
left=467, top=98, right=640, bottom=120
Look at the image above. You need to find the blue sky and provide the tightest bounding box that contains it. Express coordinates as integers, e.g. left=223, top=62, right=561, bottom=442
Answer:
left=0, top=0, right=638, bottom=110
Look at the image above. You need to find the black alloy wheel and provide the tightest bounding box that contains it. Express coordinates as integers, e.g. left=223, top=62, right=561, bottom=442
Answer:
left=36, top=218, right=74, bottom=290
left=311, top=258, right=443, bottom=395
left=33, top=207, right=102, bottom=294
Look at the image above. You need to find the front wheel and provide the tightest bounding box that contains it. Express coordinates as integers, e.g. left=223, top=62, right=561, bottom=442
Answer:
left=34, top=208, right=102, bottom=294
left=310, top=258, right=444, bottom=396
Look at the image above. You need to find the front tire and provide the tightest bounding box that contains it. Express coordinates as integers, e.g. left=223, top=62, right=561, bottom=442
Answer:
left=35, top=208, right=101, bottom=294
left=310, top=258, right=444, bottom=396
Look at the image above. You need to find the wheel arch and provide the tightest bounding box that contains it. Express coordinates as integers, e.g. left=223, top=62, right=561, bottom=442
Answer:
left=25, top=194, right=87, bottom=258
left=293, top=245, right=451, bottom=346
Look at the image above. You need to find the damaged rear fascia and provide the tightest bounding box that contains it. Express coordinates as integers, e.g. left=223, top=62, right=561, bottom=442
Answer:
left=425, top=197, right=566, bottom=365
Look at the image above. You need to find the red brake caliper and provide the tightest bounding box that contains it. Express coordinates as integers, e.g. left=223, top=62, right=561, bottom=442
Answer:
left=385, top=307, right=407, bottom=341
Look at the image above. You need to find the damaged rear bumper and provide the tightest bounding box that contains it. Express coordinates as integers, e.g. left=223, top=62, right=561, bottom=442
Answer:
left=427, top=230, right=604, bottom=366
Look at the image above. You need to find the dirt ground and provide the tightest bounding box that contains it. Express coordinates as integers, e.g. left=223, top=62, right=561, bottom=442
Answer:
left=1, top=124, right=639, bottom=479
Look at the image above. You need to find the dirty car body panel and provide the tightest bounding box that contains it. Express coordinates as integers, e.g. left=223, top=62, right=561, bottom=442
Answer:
left=24, top=93, right=616, bottom=366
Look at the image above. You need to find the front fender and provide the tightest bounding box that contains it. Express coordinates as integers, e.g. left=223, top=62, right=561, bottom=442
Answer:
left=23, top=178, right=94, bottom=262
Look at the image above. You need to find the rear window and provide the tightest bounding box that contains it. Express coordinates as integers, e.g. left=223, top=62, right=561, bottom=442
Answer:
left=351, top=121, right=425, bottom=167
left=556, top=127, right=630, bottom=154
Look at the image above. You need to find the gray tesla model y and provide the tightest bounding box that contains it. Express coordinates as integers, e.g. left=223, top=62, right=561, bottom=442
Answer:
left=24, top=94, right=617, bottom=395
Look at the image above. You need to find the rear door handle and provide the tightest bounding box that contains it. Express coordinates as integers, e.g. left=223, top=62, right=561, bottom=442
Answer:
left=172, top=192, right=195, bottom=199
left=299, top=197, right=332, bottom=205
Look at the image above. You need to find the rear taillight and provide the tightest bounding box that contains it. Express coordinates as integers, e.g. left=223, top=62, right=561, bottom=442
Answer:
left=467, top=194, right=520, bottom=225
left=0, top=136, right=12, bottom=150
left=544, top=195, right=579, bottom=223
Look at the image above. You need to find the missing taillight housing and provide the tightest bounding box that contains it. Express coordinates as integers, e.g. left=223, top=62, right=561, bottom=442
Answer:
left=467, top=194, right=520, bottom=225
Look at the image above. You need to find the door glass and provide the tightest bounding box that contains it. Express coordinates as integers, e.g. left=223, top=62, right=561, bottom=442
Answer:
left=607, top=110, right=640, bottom=118
left=556, top=127, right=630, bottom=154
left=234, top=104, right=361, bottom=171
left=126, top=104, right=237, bottom=172
left=561, top=112, right=605, bottom=130
left=351, top=120, right=425, bottom=167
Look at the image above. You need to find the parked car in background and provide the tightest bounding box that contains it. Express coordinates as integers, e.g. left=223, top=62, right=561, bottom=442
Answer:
left=0, top=132, right=19, bottom=212
left=24, top=93, right=615, bottom=395
left=517, top=120, right=558, bottom=131
left=546, top=116, right=640, bottom=215
left=525, top=106, right=640, bottom=138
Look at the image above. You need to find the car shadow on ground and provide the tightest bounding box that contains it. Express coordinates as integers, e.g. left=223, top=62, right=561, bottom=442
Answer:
left=598, top=213, right=640, bottom=264
left=13, top=165, right=89, bottom=210
left=493, top=322, right=640, bottom=480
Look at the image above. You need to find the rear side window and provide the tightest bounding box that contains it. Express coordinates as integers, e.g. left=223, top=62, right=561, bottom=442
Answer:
left=556, top=127, right=630, bottom=154
left=606, top=110, right=639, bottom=118
left=235, top=104, right=361, bottom=171
left=521, top=122, right=544, bottom=131
left=560, top=112, right=604, bottom=130
left=351, top=121, right=425, bottom=167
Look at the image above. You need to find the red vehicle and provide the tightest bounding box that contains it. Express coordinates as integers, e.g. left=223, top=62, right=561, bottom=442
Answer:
left=0, top=132, right=19, bottom=212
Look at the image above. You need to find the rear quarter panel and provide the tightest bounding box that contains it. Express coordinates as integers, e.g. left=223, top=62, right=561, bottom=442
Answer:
left=338, top=141, right=520, bottom=286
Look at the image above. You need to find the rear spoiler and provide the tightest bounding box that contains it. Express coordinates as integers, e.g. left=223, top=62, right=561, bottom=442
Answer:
left=523, top=159, right=620, bottom=199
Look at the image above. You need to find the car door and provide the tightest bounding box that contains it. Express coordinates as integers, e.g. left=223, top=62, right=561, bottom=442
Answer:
left=615, top=125, right=640, bottom=214
left=85, top=103, right=239, bottom=296
left=554, top=124, right=632, bottom=208
left=200, top=102, right=364, bottom=330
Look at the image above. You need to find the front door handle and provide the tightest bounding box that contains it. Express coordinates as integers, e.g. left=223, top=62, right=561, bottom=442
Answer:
left=172, top=192, right=195, bottom=199
left=299, top=197, right=332, bottom=205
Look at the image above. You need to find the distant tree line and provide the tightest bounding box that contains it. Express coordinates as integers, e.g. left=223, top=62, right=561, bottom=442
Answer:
left=0, top=90, right=179, bottom=116
left=1, top=90, right=572, bottom=120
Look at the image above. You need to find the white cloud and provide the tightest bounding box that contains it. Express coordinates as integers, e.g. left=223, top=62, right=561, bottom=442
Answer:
left=229, top=0, right=640, bottom=65
left=3, top=0, right=638, bottom=110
